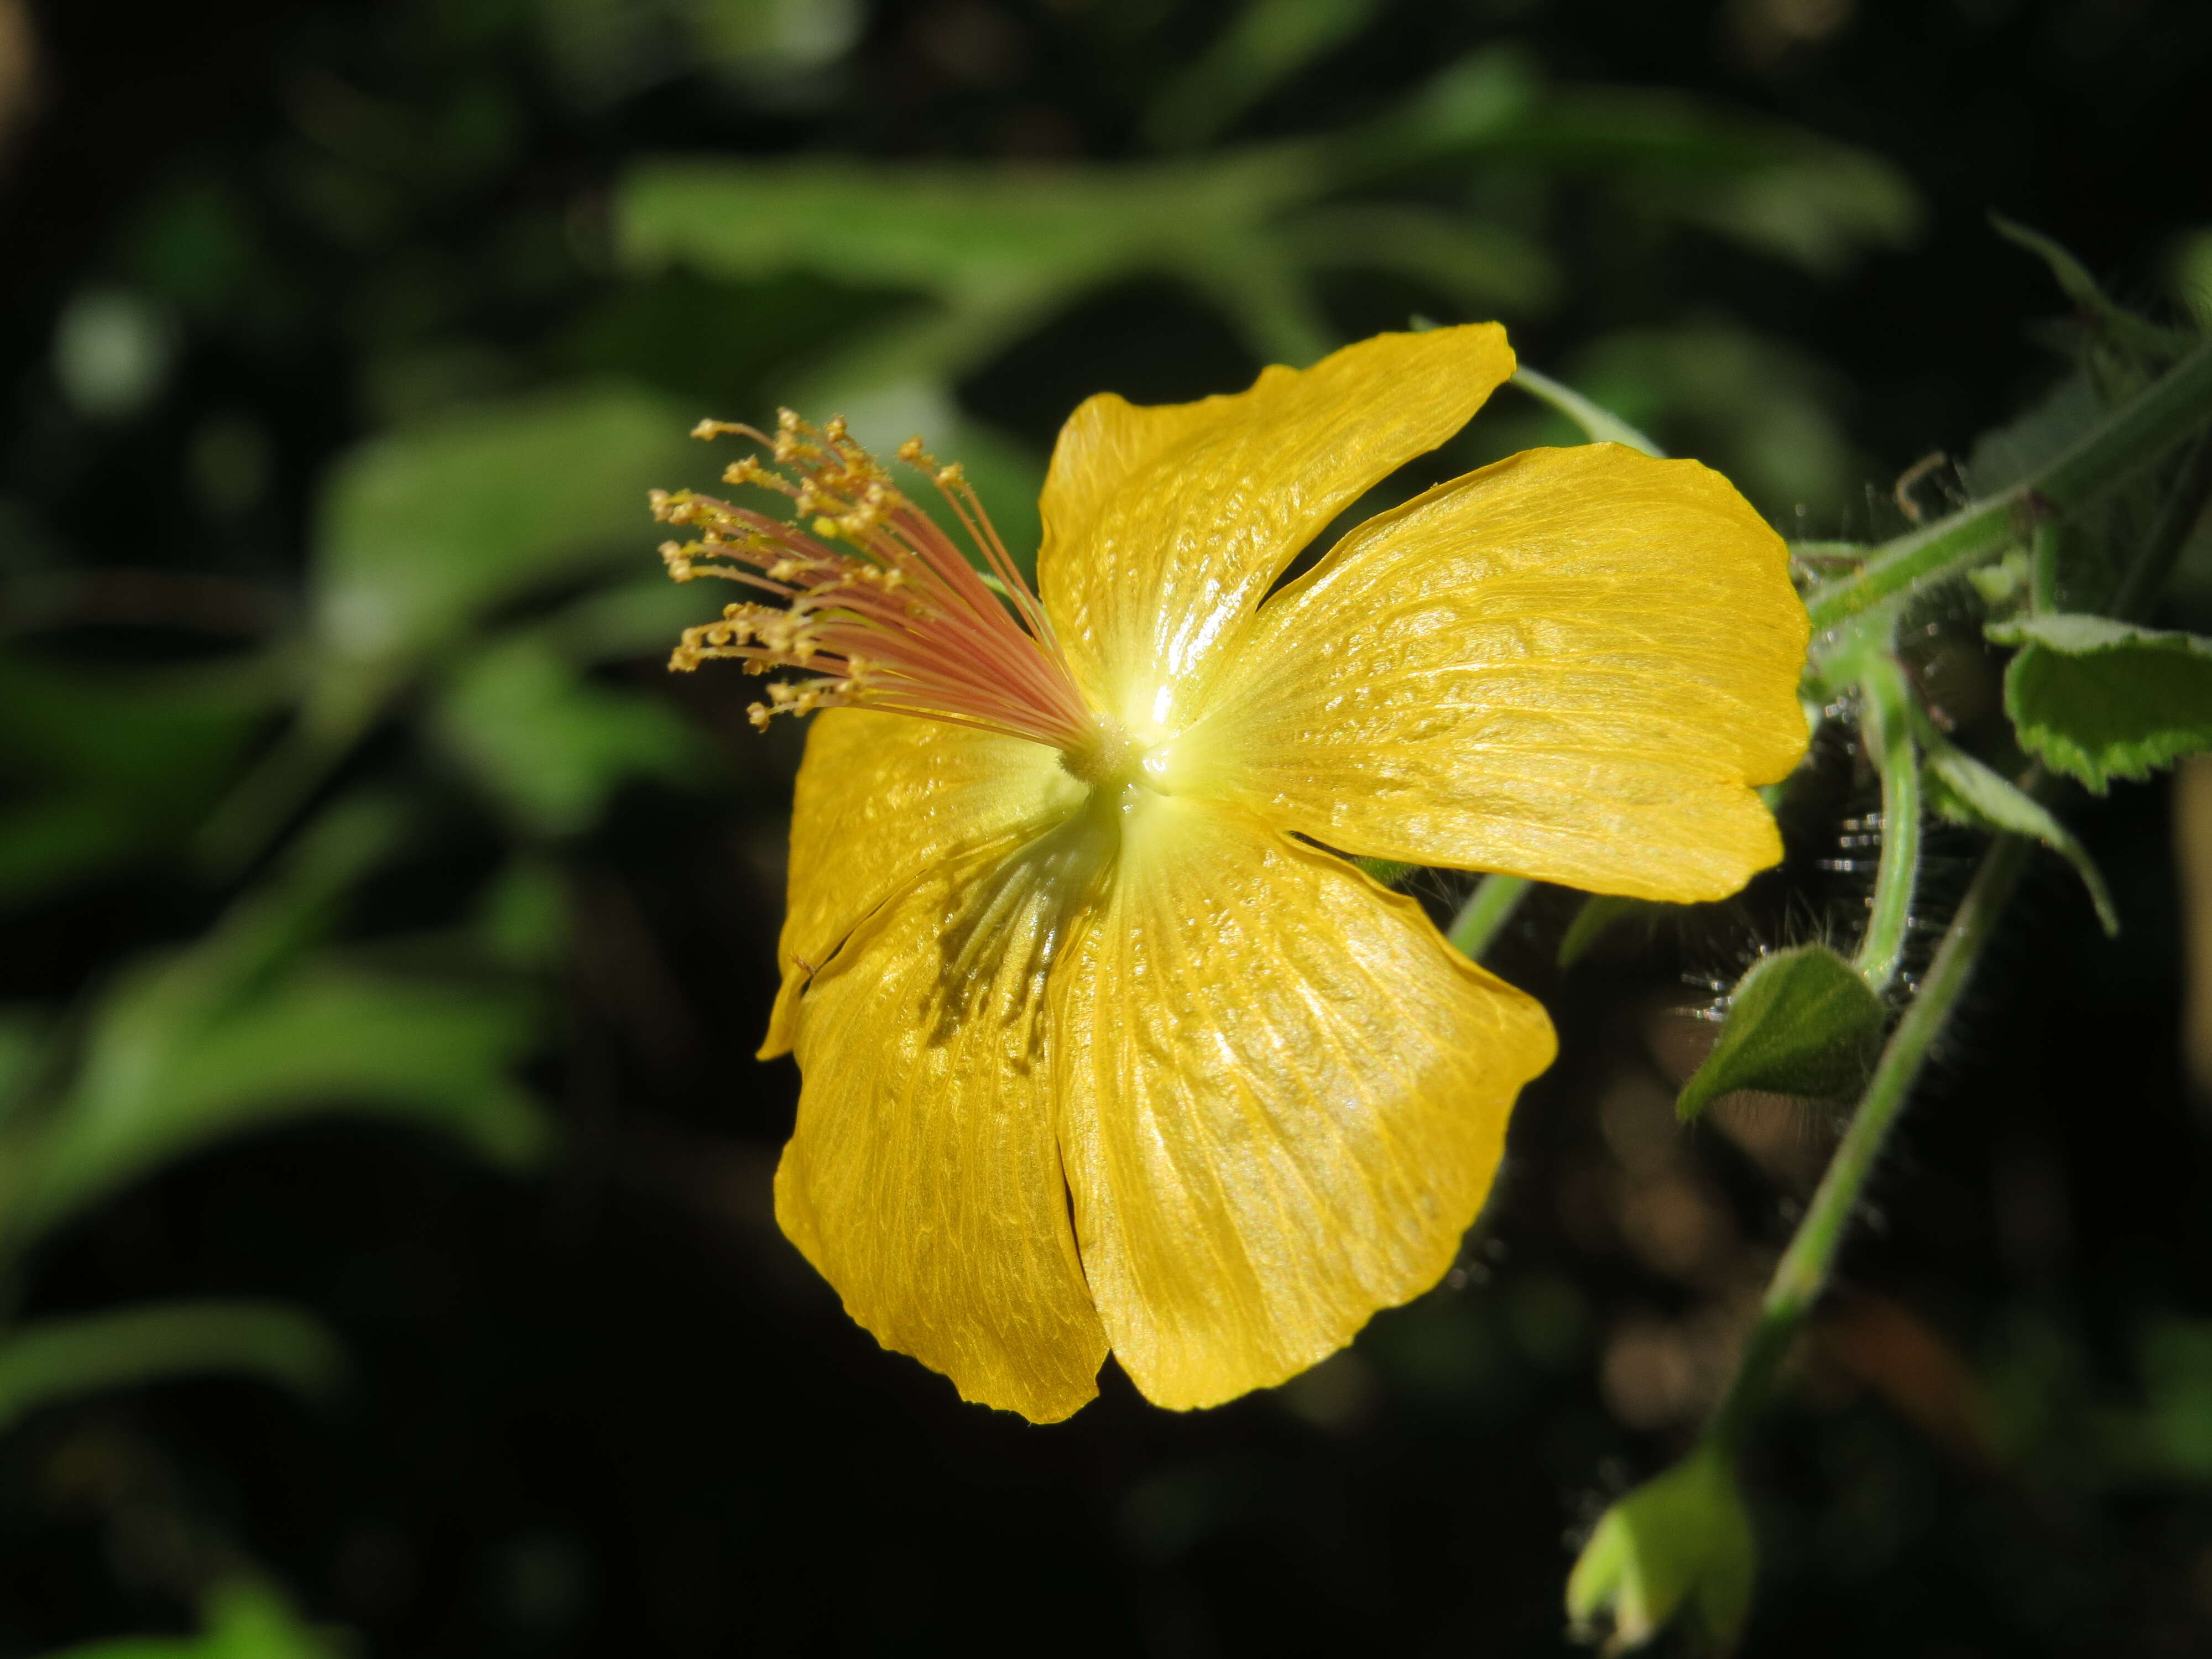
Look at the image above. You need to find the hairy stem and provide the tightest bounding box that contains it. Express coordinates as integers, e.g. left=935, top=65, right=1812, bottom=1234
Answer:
left=1850, top=649, right=1923, bottom=992
left=1805, top=341, right=2212, bottom=634
left=1449, top=873, right=1532, bottom=962
left=1706, top=833, right=2031, bottom=1452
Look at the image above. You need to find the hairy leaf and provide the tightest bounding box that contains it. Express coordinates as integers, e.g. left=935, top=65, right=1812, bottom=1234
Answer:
left=1676, top=943, right=1886, bottom=1122
left=1987, top=613, right=2212, bottom=791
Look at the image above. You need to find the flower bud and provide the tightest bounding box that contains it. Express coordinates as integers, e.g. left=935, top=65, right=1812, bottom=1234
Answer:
left=1566, top=1446, right=1755, bottom=1655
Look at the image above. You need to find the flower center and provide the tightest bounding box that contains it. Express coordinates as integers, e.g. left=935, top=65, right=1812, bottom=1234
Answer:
left=654, top=411, right=1105, bottom=761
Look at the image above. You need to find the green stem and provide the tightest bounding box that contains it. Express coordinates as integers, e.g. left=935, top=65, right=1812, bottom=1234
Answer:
left=2029, top=517, right=2061, bottom=615
left=1805, top=340, right=2212, bottom=635
left=1850, top=649, right=1922, bottom=993
left=1510, top=367, right=1666, bottom=457
left=1448, top=873, right=1531, bottom=961
left=1706, top=833, right=2031, bottom=1452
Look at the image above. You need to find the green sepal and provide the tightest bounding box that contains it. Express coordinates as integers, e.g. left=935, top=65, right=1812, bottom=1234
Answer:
left=1986, top=613, right=2212, bottom=792
left=1917, top=736, right=2119, bottom=936
left=1675, top=943, right=1886, bottom=1122
left=1566, top=1446, right=1756, bottom=1655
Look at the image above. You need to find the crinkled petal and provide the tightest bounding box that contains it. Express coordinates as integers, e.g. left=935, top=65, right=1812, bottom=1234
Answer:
left=1168, top=445, right=1809, bottom=902
left=1052, top=795, right=1554, bottom=1411
left=777, top=821, right=1114, bottom=1422
left=763, top=708, right=1083, bottom=1057
left=1036, top=324, right=1516, bottom=737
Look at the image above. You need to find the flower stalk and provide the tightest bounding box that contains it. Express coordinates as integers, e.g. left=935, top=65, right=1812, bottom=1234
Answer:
left=1705, top=831, right=2030, bottom=1453
left=1449, top=873, right=1533, bottom=962
left=1847, top=645, right=1922, bottom=994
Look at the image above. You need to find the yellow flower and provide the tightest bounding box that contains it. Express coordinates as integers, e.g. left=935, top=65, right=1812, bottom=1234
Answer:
left=655, top=325, right=1808, bottom=1423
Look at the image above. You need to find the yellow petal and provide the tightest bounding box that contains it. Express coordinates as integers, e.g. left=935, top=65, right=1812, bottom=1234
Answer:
left=1171, top=444, right=1809, bottom=903
left=778, top=820, right=1115, bottom=1422
left=1036, top=324, right=1516, bottom=738
left=763, top=708, right=1083, bottom=1057
left=1052, top=795, right=1554, bottom=1410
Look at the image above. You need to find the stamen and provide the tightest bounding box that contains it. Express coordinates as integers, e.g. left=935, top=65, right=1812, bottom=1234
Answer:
left=653, top=413, right=1105, bottom=760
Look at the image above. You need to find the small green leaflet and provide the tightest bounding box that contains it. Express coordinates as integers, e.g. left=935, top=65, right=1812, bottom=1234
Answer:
left=1676, top=943, right=1886, bottom=1123
left=1917, top=736, right=2120, bottom=935
left=1986, top=613, right=2212, bottom=792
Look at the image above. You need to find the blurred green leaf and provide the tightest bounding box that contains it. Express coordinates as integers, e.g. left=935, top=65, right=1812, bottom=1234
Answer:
left=1433, top=87, right=1920, bottom=274
left=1278, top=203, right=1557, bottom=315
left=1563, top=322, right=1859, bottom=515
left=1340, top=47, right=1541, bottom=169
left=616, top=150, right=1321, bottom=380
left=40, top=1581, right=345, bottom=1659
left=0, top=655, right=269, bottom=905
left=15, top=963, right=546, bottom=1248
left=1143, top=0, right=1386, bottom=152
left=0, top=1009, right=48, bottom=1123
left=1986, top=613, right=2212, bottom=792
left=2172, top=227, right=2212, bottom=331
left=0, top=1300, right=343, bottom=1436
left=1566, top=1446, right=1755, bottom=1655
left=1919, top=735, right=2118, bottom=934
left=1676, top=943, right=1886, bottom=1122
left=310, top=379, right=697, bottom=708
left=432, top=633, right=702, bottom=838
left=2, top=799, right=548, bottom=1250
left=1964, top=372, right=2105, bottom=497
left=2129, top=1318, right=2212, bottom=1480
left=477, top=855, right=571, bottom=972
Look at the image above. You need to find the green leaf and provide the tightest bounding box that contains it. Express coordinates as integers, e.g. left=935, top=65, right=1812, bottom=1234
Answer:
left=0, top=800, right=549, bottom=1250
left=1142, top=0, right=1385, bottom=152
left=1986, top=613, right=2212, bottom=792
left=1558, top=323, right=1860, bottom=517
left=309, top=380, right=697, bottom=700
left=1275, top=202, right=1557, bottom=316
left=1962, top=371, right=2105, bottom=497
left=1566, top=1447, right=1755, bottom=1655
left=0, top=1300, right=343, bottom=1436
left=1919, top=738, right=2119, bottom=935
left=1676, top=943, right=1886, bottom=1122
left=431, top=634, right=703, bottom=838
left=40, top=1580, right=345, bottom=1659
left=1339, top=46, right=1540, bottom=169
left=15, top=962, right=547, bottom=1246
left=1474, top=89, right=1921, bottom=275
left=617, top=154, right=1306, bottom=306
left=0, top=655, right=270, bottom=905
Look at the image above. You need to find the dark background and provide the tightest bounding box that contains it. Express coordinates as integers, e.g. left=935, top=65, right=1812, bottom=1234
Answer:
left=0, top=1, right=2209, bottom=1655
